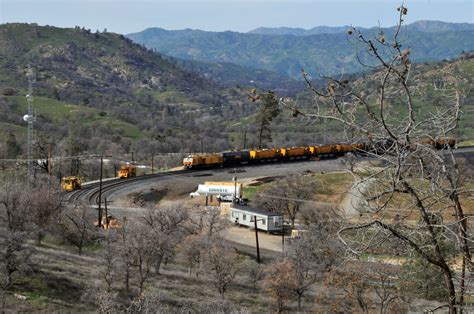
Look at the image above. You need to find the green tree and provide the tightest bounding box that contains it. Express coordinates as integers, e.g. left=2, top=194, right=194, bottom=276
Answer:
left=254, top=90, right=279, bottom=149
left=5, top=133, right=21, bottom=159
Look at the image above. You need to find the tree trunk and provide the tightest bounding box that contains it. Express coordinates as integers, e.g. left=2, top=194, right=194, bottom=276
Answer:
left=155, top=253, right=163, bottom=275
left=258, top=126, right=263, bottom=150
left=459, top=256, right=465, bottom=314
left=277, top=296, right=284, bottom=314
left=439, top=264, right=457, bottom=314
left=36, top=231, right=44, bottom=246
left=125, top=263, right=130, bottom=295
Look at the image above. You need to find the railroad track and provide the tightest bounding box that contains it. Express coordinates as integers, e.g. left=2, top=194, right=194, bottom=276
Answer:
left=64, top=170, right=190, bottom=205
left=63, top=146, right=474, bottom=205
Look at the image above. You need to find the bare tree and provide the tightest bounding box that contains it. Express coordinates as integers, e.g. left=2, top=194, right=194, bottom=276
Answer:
left=261, top=259, right=296, bottom=313
left=288, top=205, right=344, bottom=310
left=277, top=5, right=471, bottom=312
left=113, top=220, right=160, bottom=296
left=142, top=203, right=189, bottom=274
left=57, top=203, right=99, bottom=255
left=254, top=175, right=313, bottom=227
left=100, top=232, right=117, bottom=292
left=322, top=262, right=409, bottom=313
left=29, top=182, right=62, bottom=245
left=189, top=206, right=228, bottom=237
left=0, top=179, right=33, bottom=289
left=287, top=238, right=324, bottom=310
left=177, top=233, right=208, bottom=278
left=203, top=240, right=242, bottom=297
left=129, top=224, right=159, bottom=295
left=33, top=135, right=55, bottom=174
left=115, top=220, right=133, bottom=296
left=244, top=258, right=264, bottom=293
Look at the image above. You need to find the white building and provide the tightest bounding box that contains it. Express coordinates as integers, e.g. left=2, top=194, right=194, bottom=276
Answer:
left=229, top=204, right=283, bottom=232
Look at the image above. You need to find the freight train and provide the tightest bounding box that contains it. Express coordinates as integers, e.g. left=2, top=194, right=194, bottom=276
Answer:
left=182, top=137, right=456, bottom=169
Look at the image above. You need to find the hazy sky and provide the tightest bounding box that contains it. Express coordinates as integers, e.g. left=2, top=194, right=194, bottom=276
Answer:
left=0, top=0, right=472, bottom=34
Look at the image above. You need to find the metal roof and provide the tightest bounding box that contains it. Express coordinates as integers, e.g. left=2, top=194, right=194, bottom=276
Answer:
left=229, top=204, right=282, bottom=217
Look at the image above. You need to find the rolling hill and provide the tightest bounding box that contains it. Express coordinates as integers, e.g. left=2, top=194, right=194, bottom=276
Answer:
left=0, top=23, right=248, bottom=156
left=127, top=21, right=474, bottom=79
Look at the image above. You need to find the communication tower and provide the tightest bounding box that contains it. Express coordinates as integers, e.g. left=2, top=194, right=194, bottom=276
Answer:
left=24, top=65, right=36, bottom=184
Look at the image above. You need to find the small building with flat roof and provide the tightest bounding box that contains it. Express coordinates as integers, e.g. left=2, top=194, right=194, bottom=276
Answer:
left=229, top=204, right=283, bottom=232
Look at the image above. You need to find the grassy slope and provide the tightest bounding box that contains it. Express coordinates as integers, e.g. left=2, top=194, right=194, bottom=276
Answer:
left=5, top=95, right=143, bottom=139
left=0, top=23, right=232, bottom=147
left=284, top=58, right=474, bottom=143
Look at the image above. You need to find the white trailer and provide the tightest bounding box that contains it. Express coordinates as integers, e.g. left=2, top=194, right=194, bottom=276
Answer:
left=229, top=205, right=283, bottom=232
left=190, top=181, right=242, bottom=202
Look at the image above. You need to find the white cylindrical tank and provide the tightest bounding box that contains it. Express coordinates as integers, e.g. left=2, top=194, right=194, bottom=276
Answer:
left=190, top=181, right=242, bottom=198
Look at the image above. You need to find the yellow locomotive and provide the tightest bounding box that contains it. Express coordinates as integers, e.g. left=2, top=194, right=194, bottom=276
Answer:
left=61, top=176, right=82, bottom=192
left=183, top=154, right=223, bottom=169
left=117, top=164, right=137, bottom=178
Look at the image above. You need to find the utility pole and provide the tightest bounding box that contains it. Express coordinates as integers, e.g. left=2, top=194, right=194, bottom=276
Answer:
left=151, top=155, right=154, bottom=174
left=200, top=139, right=203, bottom=154
left=233, top=176, right=237, bottom=204
left=97, top=156, right=103, bottom=228
left=104, top=197, right=108, bottom=229
left=131, top=152, right=135, bottom=163
left=254, top=216, right=261, bottom=264
left=243, top=127, right=247, bottom=150
left=48, top=143, right=52, bottom=177
left=281, top=221, right=285, bottom=255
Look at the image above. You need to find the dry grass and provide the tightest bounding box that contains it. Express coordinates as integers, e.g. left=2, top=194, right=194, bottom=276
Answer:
left=310, top=171, right=354, bottom=204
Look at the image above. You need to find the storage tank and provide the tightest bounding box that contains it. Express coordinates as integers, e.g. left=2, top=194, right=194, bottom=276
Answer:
left=190, top=181, right=243, bottom=201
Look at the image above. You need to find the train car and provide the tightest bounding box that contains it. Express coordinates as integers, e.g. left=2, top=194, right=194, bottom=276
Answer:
left=61, top=176, right=82, bottom=192
left=314, top=144, right=343, bottom=158
left=117, top=164, right=137, bottom=178
left=249, top=149, right=280, bottom=162
left=183, top=154, right=223, bottom=169
left=279, top=147, right=311, bottom=160
left=339, top=144, right=355, bottom=155
left=222, top=151, right=250, bottom=166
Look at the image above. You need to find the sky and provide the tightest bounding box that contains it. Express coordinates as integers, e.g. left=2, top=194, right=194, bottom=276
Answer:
left=0, top=0, right=472, bottom=34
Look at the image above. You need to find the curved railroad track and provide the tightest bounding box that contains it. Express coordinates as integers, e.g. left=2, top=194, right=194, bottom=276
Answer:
left=64, top=146, right=474, bottom=206
left=64, top=170, right=190, bottom=205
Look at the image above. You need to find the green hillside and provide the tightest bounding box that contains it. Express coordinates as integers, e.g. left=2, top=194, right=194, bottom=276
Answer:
left=0, top=23, right=248, bottom=157
left=281, top=56, right=474, bottom=143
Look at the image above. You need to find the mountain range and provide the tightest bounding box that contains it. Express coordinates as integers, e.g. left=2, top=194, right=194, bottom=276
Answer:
left=127, top=21, right=474, bottom=79
left=248, top=20, right=474, bottom=36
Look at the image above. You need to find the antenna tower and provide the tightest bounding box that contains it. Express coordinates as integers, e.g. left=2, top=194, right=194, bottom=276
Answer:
left=25, top=65, right=36, bottom=184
